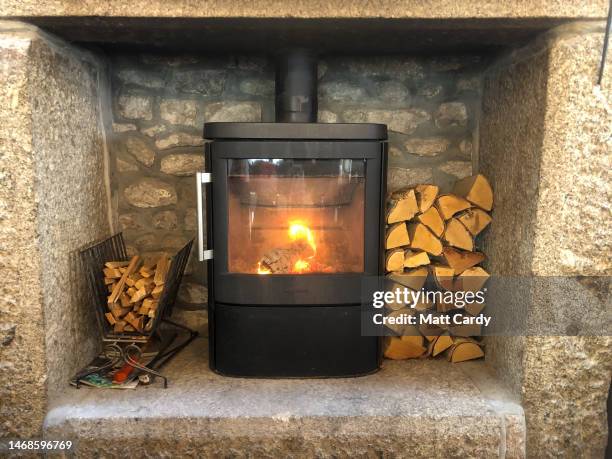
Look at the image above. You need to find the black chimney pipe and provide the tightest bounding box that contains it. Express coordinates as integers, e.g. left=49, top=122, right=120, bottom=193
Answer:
left=275, top=50, right=318, bottom=123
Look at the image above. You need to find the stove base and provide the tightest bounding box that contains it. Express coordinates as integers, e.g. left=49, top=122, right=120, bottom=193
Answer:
left=209, top=303, right=381, bottom=378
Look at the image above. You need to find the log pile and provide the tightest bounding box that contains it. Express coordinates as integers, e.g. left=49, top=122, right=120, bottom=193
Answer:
left=103, top=254, right=171, bottom=334
left=383, top=174, right=493, bottom=363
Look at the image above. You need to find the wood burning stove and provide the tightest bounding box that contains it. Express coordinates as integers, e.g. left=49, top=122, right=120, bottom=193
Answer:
left=197, top=51, right=388, bottom=377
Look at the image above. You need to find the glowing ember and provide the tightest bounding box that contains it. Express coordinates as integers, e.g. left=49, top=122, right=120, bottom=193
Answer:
left=293, top=259, right=311, bottom=273
left=257, top=262, right=271, bottom=274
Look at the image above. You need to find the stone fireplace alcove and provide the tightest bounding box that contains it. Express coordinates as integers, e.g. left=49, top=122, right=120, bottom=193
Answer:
left=1, top=4, right=610, bottom=457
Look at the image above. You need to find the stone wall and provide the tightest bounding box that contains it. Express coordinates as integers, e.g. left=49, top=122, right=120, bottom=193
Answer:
left=0, top=23, right=109, bottom=437
left=109, top=52, right=484, bottom=304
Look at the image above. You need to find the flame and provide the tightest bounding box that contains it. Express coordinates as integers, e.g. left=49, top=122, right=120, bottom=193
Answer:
left=288, top=221, right=316, bottom=273
left=288, top=221, right=316, bottom=255
left=257, top=262, right=271, bottom=274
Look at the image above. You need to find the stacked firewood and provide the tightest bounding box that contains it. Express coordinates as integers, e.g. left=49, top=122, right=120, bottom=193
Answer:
left=383, top=174, right=493, bottom=363
left=103, top=254, right=171, bottom=334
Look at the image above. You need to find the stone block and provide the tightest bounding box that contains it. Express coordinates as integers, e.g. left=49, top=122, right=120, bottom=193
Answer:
left=387, top=167, right=434, bottom=192
left=160, top=99, right=199, bottom=126
left=155, top=132, right=205, bottom=150
left=170, top=68, right=225, bottom=95
left=124, top=178, right=177, bottom=208
left=435, top=102, right=468, bottom=128
left=160, top=153, right=204, bottom=176
left=117, top=93, right=152, bottom=120
left=204, top=101, right=261, bottom=122
left=404, top=137, right=450, bottom=157
left=152, top=210, right=178, bottom=229
left=124, top=136, right=155, bottom=167
left=343, top=108, right=430, bottom=134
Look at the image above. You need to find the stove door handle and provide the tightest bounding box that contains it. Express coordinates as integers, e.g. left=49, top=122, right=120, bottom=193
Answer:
left=196, top=172, right=212, bottom=261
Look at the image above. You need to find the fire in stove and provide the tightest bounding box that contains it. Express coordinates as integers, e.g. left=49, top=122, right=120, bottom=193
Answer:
left=257, top=220, right=331, bottom=275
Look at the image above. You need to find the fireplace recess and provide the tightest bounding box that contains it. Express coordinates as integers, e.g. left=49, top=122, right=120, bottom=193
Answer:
left=199, top=51, right=387, bottom=377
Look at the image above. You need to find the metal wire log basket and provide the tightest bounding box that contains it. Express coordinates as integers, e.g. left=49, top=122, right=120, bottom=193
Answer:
left=80, top=233, right=193, bottom=342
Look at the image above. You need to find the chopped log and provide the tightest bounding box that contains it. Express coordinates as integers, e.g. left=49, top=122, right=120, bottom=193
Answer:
left=107, top=283, right=114, bottom=293
left=419, top=322, right=443, bottom=339
left=119, top=293, right=131, bottom=308
left=105, top=312, right=117, bottom=325
left=448, top=340, right=484, bottom=363
left=109, top=303, right=130, bottom=320
left=430, top=264, right=455, bottom=291
left=114, top=320, right=127, bottom=333
left=455, top=266, right=490, bottom=292
left=435, top=194, right=471, bottom=220
left=105, top=261, right=130, bottom=269
left=154, top=255, right=170, bottom=286
left=414, top=184, right=439, bottom=212
left=103, top=267, right=122, bottom=279
left=456, top=208, right=492, bottom=236
left=417, top=206, right=444, bottom=237
left=124, top=324, right=135, bottom=332
left=124, top=312, right=144, bottom=333
left=403, top=250, right=430, bottom=268
left=386, top=249, right=405, bottom=272
left=125, top=273, right=142, bottom=287
left=432, top=333, right=454, bottom=357
left=104, top=277, right=115, bottom=285
left=385, top=223, right=410, bottom=249
left=440, top=246, right=485, bottom=275
left=135, top=277, right=155, bottom=291
left=387, top=189, right=419, bottom=224
left=139, top=265, right=155, bottom=278
left=387, top=266, right=428, bottom=291
left=151, top=284, right=164, bottom=299
left=108, top=255, right=140, bottom=304
left=130, top=287, right=148, bottom=303
left=443, top=218, right=474, bottom=251
left=453, top=174, right=493, bottom=211
left=384, top=336, right=426, bottom=360
left=407, top=223, right=442, bottom=256
left=127, top=286, right=137, bottom=297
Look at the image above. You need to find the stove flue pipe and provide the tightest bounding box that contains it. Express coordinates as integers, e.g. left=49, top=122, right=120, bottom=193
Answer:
left=275, top=50, right=318, bottom=123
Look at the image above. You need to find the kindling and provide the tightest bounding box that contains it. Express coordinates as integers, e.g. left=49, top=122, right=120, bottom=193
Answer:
left=372, top=287, right=485, bottom=309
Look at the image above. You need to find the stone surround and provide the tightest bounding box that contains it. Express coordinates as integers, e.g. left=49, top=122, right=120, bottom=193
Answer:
left=0, top=10, right=610, bottom=458
left=109, top=53, right=482, bottom=307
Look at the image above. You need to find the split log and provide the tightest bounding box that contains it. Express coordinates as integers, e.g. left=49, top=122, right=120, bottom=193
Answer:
left=135, top=277, right=155, bottom=291
left=456, top=208, right=492, bottom=236
left=447, top=338, right=484, bottom=363
left=130, top=287, right=148, bottom=303
left=453, top=174, right=493, bottom=211
left=119, top=293, right=131, bottom=308
left=407, top=223, right=442, bottom=256
left=103, top=267, right=122, bottom=279
left=455, top=266, right=489, bottom=292
left=105, top=261, right=130, bottom=269
left=108, top=255, right=140, bottom=304
left=139, top=265, right=155, bottom=278
left=387, top=267, right=429, bottom=291
left=435, top=194, right=471, bottom=220
left=403, top=250, right=430, bottom=268
left=440, top=247, right=484, bottom=275
left=417, top=206, right=444, bottom=237
left=443, top=218, right=474, bottom=251
left=432, top=333, right=454, bottom=357
left=151, top=284, right=164, bottom=299
left=386, top=223, right=410, bottom=249
left=113, top=320, right=127, bottom=333
left=384, top=336, right=426, bottom=360
left=105, top=312, right=117, bottom=325
left=154, top=255, right=170, bottom=285
left=385, top=249, right=405, bottom=272
left=387, top=189, right=419, bottom=224
left=430, top=264, right=455, bottom=291
left=414, top=184, right=439, bottom=212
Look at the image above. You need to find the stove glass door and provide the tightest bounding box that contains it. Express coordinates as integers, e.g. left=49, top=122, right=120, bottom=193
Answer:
left=227, top=158, right=365, bottom=275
